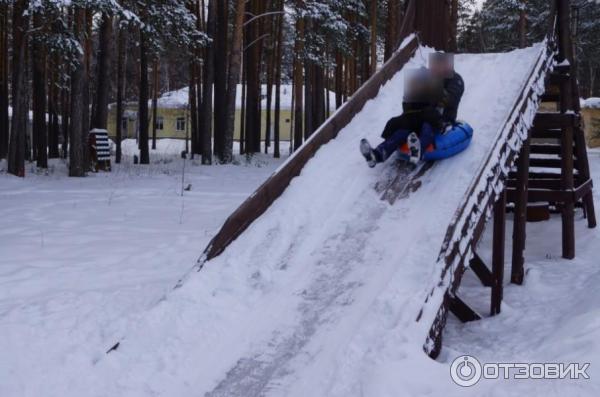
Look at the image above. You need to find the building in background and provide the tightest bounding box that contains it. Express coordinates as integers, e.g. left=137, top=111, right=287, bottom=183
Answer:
left=107, top=85, right=337, bottom=142
left=582, top=98, right=600, bottom=148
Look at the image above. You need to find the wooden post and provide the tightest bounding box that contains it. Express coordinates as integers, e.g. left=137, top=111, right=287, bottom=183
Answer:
left=557, top=0, right=576, bottom=259
left=561, top=0, right=597, bottom=230
left=511, top=138, right=530, bottom=284
left=491, top=190, right=506, bottom=316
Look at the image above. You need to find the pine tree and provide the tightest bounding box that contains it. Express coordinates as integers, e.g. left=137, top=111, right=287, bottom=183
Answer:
left=460, top=0, right=600, bottom=96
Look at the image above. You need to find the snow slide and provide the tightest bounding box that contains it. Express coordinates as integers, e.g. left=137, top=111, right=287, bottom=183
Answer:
left=94, top=44, right=548, bottom=396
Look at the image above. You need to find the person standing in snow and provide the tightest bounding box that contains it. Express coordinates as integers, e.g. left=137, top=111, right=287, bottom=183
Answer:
left=360, top=52, right=465, bottom=166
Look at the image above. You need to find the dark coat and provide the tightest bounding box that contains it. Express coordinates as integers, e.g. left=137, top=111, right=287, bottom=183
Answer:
left=380, top=72, right=464, bottom=139
left=440, top=72, right=465, bottom=124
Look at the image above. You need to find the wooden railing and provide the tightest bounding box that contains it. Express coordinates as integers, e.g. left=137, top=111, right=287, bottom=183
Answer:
left=416, top=40, right=556, bottom=358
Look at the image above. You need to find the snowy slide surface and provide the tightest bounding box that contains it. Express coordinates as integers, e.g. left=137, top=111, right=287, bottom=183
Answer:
left=94, top=45, right=546, bottom=396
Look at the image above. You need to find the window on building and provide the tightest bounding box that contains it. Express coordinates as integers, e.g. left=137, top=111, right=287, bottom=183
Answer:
left=155, top=116, right=164, bottom=131
left=121, top=117, right=128, bottom=131
left=176, top=117, right=186, bottom=132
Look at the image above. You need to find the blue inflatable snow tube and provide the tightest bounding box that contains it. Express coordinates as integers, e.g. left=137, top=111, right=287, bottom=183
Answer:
left=423, top=122, right=473, bottom=161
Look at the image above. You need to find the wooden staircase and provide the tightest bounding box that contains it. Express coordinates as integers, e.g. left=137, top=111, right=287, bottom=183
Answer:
left=422, top=0, right=597, bottom=359
left=506, top=34, right=596, bottom=269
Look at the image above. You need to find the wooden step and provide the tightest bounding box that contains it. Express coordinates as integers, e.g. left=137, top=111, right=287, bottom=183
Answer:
left=529, top=157, right=580, bottom=169
left=533, top=112, right=579, bottom=130
left=506, top=177, right=587, bottom=190
left=532, top=129, right=561, bottom=140
left=530, top=144, right=562, bottom=155
left=540, top=93, right=561, bottom=103
left=508, top=170, right=565, bottom=180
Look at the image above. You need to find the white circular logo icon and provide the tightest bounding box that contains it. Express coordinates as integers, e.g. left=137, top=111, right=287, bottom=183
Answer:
left=450, top=355, right=482, bottom=387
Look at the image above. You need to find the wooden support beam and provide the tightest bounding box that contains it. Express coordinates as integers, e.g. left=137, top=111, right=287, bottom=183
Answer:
left=507, top=187, right=570, bottom=203
left=559, top=63, right=576, bottom=260
left=469, top=253, right=492, bottom=287
left=509, top=170, right=569, bottom=180
left=511, top=139, right=529, bottom=285
left=507, top=178, right=560, bottom=190
left=491, top=190, right=506, bottom=316
left=533, top=112, right=579, bottom=130
left=449, top=295, right=482, bottom=322
left=506, top=180, right=593, bottom=203
left=575, top=178, right=594, bottom=201
left=507, top=177, right=588, bottom=191
left=572, top=127, right=597, bottom=228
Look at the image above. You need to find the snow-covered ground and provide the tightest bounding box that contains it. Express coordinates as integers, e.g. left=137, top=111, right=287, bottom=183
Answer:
left=0, top=141, right=285, bottom=396
left=440, top=149, right=600, bottom=396
left=1, top=50, right=600, bottom=396
left=582, top=97, right=600, bottom=109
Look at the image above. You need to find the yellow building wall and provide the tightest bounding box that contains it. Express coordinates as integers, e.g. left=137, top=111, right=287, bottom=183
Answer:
left=582, top=108, right=600, bottom=148
left=107, top=106, right=294, bottom=141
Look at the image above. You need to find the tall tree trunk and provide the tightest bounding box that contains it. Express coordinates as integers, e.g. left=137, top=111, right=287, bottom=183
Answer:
left=408, top=0, right=451, bottom=51
left=152, top=59, right=159, bottom=150
left=68, top=8, right=87, bottom=177
left=289, top=82, right=295, bottom=153
left=335, top=51, right=343, bottom=109
left=200, top=0, right=215, bottom=164
left=93, top=13, right=112, bottom=130
left=293, top=1, right=304, bottom=151
left=518, top=0, right=527, bottom=49
left=369, top=0, right=377, bottom=76
left=240, top=63, right=246, bottom=154
left=214, top=0, right=228, bottom=160
left=48, top=58, right=60, bottom=159
left=115, top=24, right=127, bottom=164
left=449, top=0, right=459, bottom=52
left=385, top=0, right=401, bottom=61
left=590, top=65, right=596, bottom=98
left=138, top=29, right=150, bottom=164
left=8, top=0, right=29, bottom=177
left=244, top=0, right=262, bottom=155
left=32, top=13, right=48, bottom=168
left=61, top=82, right=69, bottom=159
left=304, top=62, right=313, bottom=139
left=314, top=66, right=325, bottom=128
left=193, top=0, right=203, bottom=157
left=0, top=2, right=8, bottom=160
left=264, top=7, right=275, bottom=154
left=273, top=0, right=284, bottom=159
left=223, top=0, right=246, bottom=163
left=82, top=10, right=92, bottom=165
left=189, top=63, right=198, bottom=155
